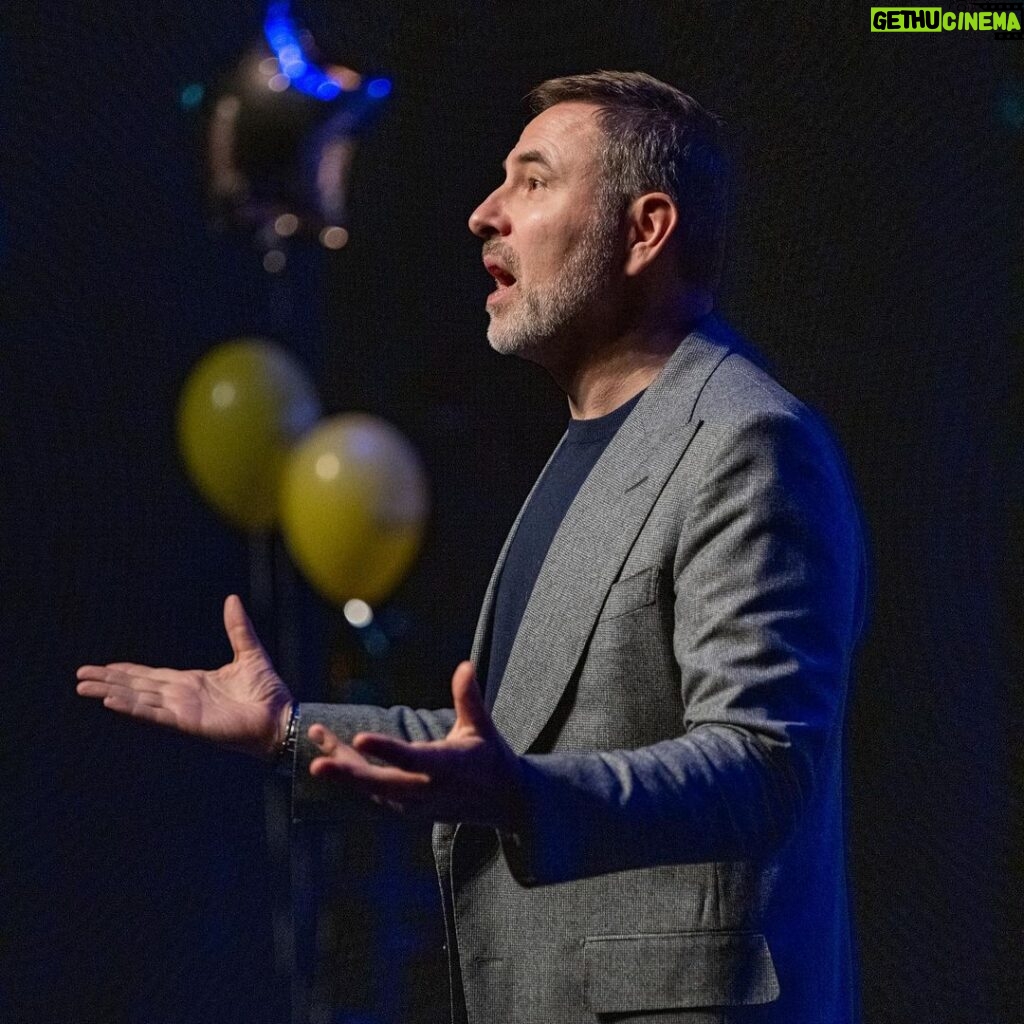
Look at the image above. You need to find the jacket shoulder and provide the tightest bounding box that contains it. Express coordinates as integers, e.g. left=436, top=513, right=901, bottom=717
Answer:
left=690, top=345, right=851, bottom=472
left=696, top=345, right=811, bottom=425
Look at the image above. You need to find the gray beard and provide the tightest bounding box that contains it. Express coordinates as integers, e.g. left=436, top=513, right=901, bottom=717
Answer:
left=486, top=213, right=619, bottom=358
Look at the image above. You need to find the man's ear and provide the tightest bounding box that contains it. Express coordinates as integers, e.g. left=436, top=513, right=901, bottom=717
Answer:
left=623, top=192, right=678, bottom=277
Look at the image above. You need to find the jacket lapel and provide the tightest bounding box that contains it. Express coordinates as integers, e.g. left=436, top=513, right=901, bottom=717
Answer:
left=484, top=315, right=739, bottom=754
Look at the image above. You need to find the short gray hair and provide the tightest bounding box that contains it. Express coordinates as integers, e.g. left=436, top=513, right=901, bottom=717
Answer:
left=528, top=71, right=728, bottom=289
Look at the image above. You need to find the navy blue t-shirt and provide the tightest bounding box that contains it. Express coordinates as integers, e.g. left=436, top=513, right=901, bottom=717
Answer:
left=482, top=390, right=644, bottom=711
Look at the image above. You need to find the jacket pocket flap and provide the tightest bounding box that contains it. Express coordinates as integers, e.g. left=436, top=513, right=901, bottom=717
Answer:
left=583, top=931, right=779, bottom=1012
left=599, top=566, right=660, bottom=620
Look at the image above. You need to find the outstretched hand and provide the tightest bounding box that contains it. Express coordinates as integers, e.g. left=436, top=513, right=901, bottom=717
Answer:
left=76, top=595, right=294, bottom=759
left=307, top=662, right=526, bottom=829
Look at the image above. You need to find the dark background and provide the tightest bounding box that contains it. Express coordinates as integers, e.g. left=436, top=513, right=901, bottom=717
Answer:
left=2, top=2, right=1021, bottom=1022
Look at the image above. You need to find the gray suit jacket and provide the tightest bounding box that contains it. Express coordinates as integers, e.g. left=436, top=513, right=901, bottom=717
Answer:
left=293, top=315, right=867, bottom=1024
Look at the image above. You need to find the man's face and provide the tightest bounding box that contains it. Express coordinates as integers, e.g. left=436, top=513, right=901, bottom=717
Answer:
left=468, top=102, right=621, bottom=359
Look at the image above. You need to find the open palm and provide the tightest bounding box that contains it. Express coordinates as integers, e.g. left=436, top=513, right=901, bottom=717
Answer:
left=306, top=661, right=526, bottom=827
left=76, top=594, right=294, bottom=759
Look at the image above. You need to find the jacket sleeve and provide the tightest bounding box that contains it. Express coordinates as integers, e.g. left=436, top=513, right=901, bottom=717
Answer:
left=499, top=408, right=866, bottom=885
left=291, top=703, right=455, bottom=821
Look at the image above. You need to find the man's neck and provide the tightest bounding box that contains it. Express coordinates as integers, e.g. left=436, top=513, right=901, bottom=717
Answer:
left=563, top=339, right=673, bottom=419
left=563, top=305, right=712, bottom=419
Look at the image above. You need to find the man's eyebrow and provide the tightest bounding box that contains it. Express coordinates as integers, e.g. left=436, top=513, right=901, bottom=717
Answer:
left=501, top=149, right=556, bottom=173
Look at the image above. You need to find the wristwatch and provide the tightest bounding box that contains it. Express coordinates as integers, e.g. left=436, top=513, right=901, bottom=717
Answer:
left=274, top=701, right=300, bottom=776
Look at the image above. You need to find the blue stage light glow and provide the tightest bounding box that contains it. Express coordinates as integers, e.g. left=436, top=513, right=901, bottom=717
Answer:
left=263, top=2, right=347, bottom=101
left=366, top=78, right=392, bottom=99
left=180, top=83, right=205, bottom=109
left=316, top=80, right=342, bottom=100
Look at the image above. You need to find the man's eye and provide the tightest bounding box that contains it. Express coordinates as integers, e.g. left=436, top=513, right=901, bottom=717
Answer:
left=527, top=178, right=545, bottom=191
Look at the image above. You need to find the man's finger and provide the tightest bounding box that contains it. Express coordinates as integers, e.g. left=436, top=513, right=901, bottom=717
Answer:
left=223, top=594, right=266, bottom=661
left=105, top=662, right=162, bottom=674
left=451, top=661, right=491, bottom=733
left=307, top=723, right=354, bottom=757
left=352, top=733, right=438, bottom=772
left=77, top=664, right=176, bottom=687
left=76, top=664, right=137, bottom=679
left=107, top=700, right=178, bottom=729
left=107, top=691, right=164, bottom=711
left=77, top=679, right=164, bottom=707
left=82, top=687, right=178, bottom=729
left=309, top=756, right=430, bottom=796
left=77, top=680, right=129, bottom=699
left=77, top=677, right=164, bottom=700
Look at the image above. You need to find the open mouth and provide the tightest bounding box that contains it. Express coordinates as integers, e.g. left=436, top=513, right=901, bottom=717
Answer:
left=484, top=258, right=517, bottom=301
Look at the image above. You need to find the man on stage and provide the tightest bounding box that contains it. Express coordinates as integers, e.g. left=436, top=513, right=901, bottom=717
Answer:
left=78, top=71, right=866, bottom=1023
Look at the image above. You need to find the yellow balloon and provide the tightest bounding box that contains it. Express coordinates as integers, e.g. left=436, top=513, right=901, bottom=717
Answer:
left=279, top=414, right=429, bottom=606
left=177, top=339, right=321, bottom=531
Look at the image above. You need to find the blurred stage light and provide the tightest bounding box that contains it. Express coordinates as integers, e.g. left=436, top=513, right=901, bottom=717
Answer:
left=263, top=249, right=287, bottom=273
left=319, top=226, right=349, bottom=249
left=264, top=1, right=342, bottom=101
left=344, top=599, right=374, bottom=628
left=201, top=1, right=392, bottom=257
left=274, top=213, right=300, bottom=237
left=179, top=83, right=205, bottom=109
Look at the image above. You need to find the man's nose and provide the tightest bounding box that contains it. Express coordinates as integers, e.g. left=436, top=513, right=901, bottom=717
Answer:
left=468, top=187, right=508, bottom=238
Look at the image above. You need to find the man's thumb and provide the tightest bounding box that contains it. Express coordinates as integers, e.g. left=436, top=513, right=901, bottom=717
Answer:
left=452, top=661, right=490, bottom=732
left=224, top=594, right=266, bottom=660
